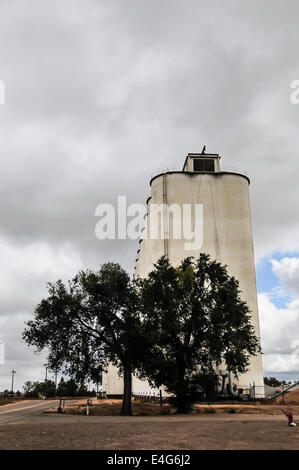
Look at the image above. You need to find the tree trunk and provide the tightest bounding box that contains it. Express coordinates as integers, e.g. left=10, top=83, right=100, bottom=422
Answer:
left=175, top=370, right=191, bottom=414
left=176, top=393, right=190, bottom=414
left=120, top=361, right=132, bottom=416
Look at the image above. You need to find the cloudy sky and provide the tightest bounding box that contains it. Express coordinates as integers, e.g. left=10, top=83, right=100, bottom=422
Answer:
left=0, top=0, right=299, bottom=391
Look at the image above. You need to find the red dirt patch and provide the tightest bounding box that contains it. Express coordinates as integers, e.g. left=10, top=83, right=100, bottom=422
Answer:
left=270, top=388, right=299, bottom=405
left=46, top=398, right=299, bottom=417
left=58, top=399, right=173, bottom=416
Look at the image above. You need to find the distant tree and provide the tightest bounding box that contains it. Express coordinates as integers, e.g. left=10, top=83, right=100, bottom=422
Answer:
left=77, top=383, right=88, bottom=397
left=23, top=381, right=39, bottom=398
left=23, top=380, right=56, bottom=398
left=66, top=378, right=78, bottom=397
left=23, top=263, right=144, bottom=416
left=23, top=381, right=35, bottom=394
left=264, top=377, right=282, bottom=387
left=39, top=380, right=56, bottom=397
left=56, top=378, right=68, bottom=397
left=137, top=255, right=261, bottom=413
left=89, top=367, right=102, bottom=394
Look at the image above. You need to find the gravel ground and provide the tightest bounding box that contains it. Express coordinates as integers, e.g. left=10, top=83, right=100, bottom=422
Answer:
left=0, top=414, right=298, bottom=450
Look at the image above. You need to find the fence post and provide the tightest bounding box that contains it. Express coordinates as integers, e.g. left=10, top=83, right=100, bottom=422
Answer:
left=282, top=385, right=286, bottom=405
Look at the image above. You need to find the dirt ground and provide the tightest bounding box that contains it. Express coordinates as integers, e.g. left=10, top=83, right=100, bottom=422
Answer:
left=270, top=387, right=299, bottom=405
left=2, top=394, right=299, bottom=450
left=48, top=396, right=299, bottom=417
left=0, top=414, right=298, bottom=450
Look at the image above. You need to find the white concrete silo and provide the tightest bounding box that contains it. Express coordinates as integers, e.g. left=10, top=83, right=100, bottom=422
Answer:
left=103, top=152, right=264, bottom=398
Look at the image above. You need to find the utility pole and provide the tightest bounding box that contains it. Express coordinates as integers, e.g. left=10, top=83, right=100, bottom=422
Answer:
left=45, top=365, right=48, bottom=382
left=11, top=369, right=16, bottom=395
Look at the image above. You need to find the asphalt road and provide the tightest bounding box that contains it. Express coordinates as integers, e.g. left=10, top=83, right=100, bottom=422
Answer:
left=0, top=400, right=59, bottom=424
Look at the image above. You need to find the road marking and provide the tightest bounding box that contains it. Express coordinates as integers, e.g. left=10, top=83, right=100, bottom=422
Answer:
left=0, top=401, right=57, bottom=414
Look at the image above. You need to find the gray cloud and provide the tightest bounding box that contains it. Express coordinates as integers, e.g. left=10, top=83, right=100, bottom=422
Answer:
left=1, top=0, right=299, bottom=388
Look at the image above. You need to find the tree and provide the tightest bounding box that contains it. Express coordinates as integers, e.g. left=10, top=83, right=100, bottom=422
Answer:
left=57, top=377, right=68, bottom=397
left=264, top=376, right=282, bottom=387
left=23, top=380, right=56, bottom=398
left=23, top=381, right=39, bottom=398
left=56, top=377, right=82, bottom=396
left=66, top=378, right=78, bottom=397
left=23, top=263, right=143, bottom=416
left=77, top=383, right=89, bottom=396
left=40, top=380, right=56, bottom=397
left=137, top=255, right=261, bottom=413
left=23, top=381, right=36, bottom=396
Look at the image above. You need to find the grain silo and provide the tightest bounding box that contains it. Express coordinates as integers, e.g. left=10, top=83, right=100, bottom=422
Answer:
left=103, top=151, right=264, bottom=398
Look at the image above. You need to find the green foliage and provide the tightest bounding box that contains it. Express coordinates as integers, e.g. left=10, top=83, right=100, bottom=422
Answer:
left=56, top=377, right=67, bottom=397
left=137, top=254, right=261, bottom=412
left=23, top=380, right=56, bottom=398
left=56, top=377, right=91, bottom=397
left=264, top=376, right=282, bottom=387
left=77, top=383, right=88, bottom=396
left=65, top=378, right=78, bottom=396
left=23, top=254, right=261, bottom=415
left=23, top=263, right=143, bottom=415
left=23, top=381, right=40, bottom=398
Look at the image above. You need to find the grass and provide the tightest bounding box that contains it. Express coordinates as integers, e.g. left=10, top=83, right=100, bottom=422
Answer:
left=0, top=398, right=18, bottom=406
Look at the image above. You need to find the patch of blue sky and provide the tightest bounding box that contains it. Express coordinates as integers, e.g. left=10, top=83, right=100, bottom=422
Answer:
left=255, top=251, right=299, bottom=308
